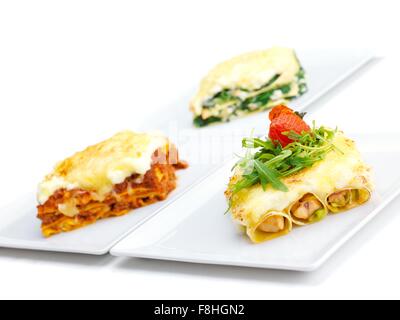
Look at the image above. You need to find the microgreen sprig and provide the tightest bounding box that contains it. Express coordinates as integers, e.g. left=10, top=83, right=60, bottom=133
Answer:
left=230, top=125, right=339, bottom=195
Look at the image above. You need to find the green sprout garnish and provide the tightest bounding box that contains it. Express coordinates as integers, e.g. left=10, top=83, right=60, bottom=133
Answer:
left=230, top=124, right=340, bottom=196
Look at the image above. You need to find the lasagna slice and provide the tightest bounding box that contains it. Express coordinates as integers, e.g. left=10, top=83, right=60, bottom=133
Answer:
left=37, top=131, right=187, bottom=237
left=190, top=47, right=307, bottom=127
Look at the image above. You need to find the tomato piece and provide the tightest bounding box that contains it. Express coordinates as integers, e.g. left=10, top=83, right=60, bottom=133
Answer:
left=268, top=105, right=294, bottom=121
left=268, top=105, right=310, bottom=147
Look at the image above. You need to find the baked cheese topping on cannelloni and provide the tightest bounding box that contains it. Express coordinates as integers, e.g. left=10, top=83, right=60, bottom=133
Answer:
left=228, top=132, right=372, bottom=229
left=38, top=131, right=168, bottom=205
left=190, top=47, right=307, bottom=127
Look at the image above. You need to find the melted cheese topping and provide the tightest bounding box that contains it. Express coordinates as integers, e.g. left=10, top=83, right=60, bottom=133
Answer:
left=190, top=47, right=302, bottom=115
left=37, top=131, right=168, bottom=204
left=228, top=132, right=373, bottom=229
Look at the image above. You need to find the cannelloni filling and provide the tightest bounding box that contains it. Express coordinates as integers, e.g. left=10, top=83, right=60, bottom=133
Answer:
left=326, top=187, right=371, bottom=213
left=289, top=193, right=328, bottom=225
left=248, top=212, right=292, bottom=244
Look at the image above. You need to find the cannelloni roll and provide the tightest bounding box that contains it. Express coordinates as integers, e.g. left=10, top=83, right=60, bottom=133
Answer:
left=225, top=105, right=373, bottom=244
left=248, top=211, right=293, bottom=243
left=326, top=184, right=372, bottom=214
left=288, top=193, right=328, bottom=226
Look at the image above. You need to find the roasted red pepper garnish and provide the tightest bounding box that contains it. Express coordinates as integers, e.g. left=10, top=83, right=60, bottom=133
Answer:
left=268, top=105, right=311, bottom=147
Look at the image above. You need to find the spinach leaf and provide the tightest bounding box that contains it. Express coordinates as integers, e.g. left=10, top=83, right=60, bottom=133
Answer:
left=204, top=90, right=237, bottom=108
left=193, top=116, right=222, bottom=127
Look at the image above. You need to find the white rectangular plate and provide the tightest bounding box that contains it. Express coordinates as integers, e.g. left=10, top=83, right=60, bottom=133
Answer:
left=0, top=49, right=373, bottom=255
left=111, top=135, right=400, bottom=271
left=144, top=48, right=374, bottom=136
left=0, top=166, right=218, bottom=255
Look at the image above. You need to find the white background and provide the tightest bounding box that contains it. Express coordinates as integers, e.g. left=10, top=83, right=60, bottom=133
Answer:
left=0, top=0, right=400, bottom=299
